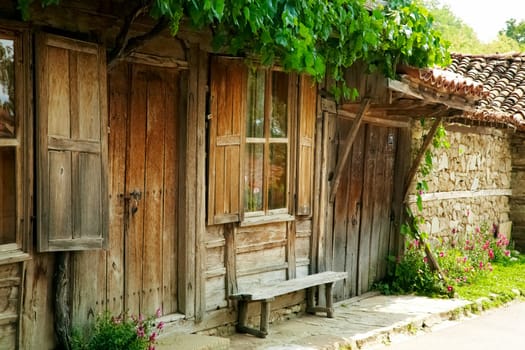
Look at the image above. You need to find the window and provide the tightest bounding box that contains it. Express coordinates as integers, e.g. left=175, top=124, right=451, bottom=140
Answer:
left=244, top=69, right=290, bottom=217
left=208, top=57, right=316, bottom=226
left=0, top=28, right=31, bottom=261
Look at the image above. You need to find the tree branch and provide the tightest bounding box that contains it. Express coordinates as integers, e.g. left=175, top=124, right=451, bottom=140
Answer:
left=108, top=15, right=170, bottom=69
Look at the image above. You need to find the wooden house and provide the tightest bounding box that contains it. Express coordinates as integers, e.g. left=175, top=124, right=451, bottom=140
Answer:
left=0, top=1, right=520, bottom=349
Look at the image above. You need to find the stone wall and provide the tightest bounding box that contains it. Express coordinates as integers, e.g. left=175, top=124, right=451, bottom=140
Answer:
left=408, top=122, right=512, bottom=241
left=511, top=133, right=525, bottom=249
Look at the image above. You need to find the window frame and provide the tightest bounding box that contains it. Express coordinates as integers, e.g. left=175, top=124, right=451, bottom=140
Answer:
left=242, top=68, right=295, bottom=222
left=239, top=67, right=298, bottom=226
left=208, top=57, right=315, bottom=227
left=0, top=24, right=32, bottom=264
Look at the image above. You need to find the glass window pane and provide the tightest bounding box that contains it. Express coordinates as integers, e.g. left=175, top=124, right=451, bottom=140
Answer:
left=244, top=143, right=264, bottom=212
left=0, top=39, right=15, bottom=138
left=268, top=143, right=287, bottom=210
left=271, top=71, right=288, bottom=138
left=0, top=147, right=16, bottom=244
left=246, top=69, right=265, bottom=138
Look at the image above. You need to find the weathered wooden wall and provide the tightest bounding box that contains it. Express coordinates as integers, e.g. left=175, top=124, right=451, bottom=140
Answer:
left=0, top=263, right=21, bottom=350
left=322, top=114, right=400, bottom=299
left=511, top=133, right=525, bottom=249
left=202, top=218, right=313, bottom=330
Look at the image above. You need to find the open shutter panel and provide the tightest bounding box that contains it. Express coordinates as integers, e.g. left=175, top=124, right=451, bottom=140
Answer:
left=208, top=57, right=246, bottom=225
left=296, top=75, right=317, bottom=216
left=36, top=34, right=108, bottom=251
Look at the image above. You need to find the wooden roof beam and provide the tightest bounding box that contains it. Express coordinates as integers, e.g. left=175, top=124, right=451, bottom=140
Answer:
left=329, top=98, right=371, bottom=203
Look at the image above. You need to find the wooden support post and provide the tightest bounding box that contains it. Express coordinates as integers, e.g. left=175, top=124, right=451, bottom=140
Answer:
left=403, top=116, right=443, bottom=200
left=237, top=301, right=248, bottom=333
left=329, top=98, right=371, bottom=202
left=306, top=286, right=315, bottom=314
left=260, top=301, right=271, bottom=336
left=325, top=282, right=334, bottom=318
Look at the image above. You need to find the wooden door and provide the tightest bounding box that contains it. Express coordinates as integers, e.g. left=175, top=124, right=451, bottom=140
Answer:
left=329, top=119, right=398, bottom=300
left=108, top=63, right=180, bottom=316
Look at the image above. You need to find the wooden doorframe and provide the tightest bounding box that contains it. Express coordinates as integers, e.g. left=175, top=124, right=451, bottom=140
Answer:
left=177, top=45, right=208, bottom=321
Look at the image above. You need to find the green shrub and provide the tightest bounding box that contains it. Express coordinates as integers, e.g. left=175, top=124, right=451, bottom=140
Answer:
left=378, top=223, right=514, bottom=297
left=71, top=309, right=164, bottom=350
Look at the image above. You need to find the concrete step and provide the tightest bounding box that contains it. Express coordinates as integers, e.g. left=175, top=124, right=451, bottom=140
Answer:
left=156, top=334, right=230, bottom=350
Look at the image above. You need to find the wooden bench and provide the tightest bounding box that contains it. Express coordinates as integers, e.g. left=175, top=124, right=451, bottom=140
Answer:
left=229, top=271, right=347, bottom=338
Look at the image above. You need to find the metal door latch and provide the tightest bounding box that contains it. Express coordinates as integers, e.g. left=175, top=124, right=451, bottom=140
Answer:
left=120, top=189, right=142, bottom=215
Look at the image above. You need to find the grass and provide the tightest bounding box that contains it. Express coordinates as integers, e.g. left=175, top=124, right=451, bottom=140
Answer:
left=454, top=254, right=525, bottom=305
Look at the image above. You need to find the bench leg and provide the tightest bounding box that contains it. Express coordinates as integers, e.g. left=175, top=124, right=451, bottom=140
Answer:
left=325, top=282, right=334, bottom=318
left=260, top=300, right=270, bottom=335
left=306, top=287, right=315, bottom=314
left=236, top=300, right=248, bottom=333
left=235, top=300, right=270, bottom=338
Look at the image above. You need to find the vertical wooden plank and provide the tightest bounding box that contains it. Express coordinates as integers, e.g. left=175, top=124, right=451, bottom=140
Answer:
left=345, top=127, right=365, bottom=297
left=393, top=128, right=409, bottom=258
left=286, top=221, right=296, bottom=280
left=391, top=128, right=411, bottom=262
left=179, top=46, right=198, bottom=318
left=78, top=153, right=102, bottom=237
left=46, top=46, right=70, bottom=138
left=358, top=124, right=376, bottom=295
left=225, top=224, right=238, bottom=304
left=162, top=70, right=179, bottom=315
left=142, top=72, right=166, bottom=315
left=332, top=118, right=351, bottom=300
left=310, top=107, right=324, bottom=274
left=20, top=256, right=57, bottom=350
left=106, top=63, right=128, bottom=315
left=195, top=50, right=209, bottom=321
left=324, top=114, right=338, bottom=273
left=71, top=250, right=106, bottom=329
left=377, top=128, right=397, bottom=280
left=316, top=112, right=331, bottom=273
left=48, top=151, right=72, bottom=240
left=125, top=66, right=148, bottom=315
left=77, top=51, right=101, bottom=140
left=367, top=126, right=387, bottom=286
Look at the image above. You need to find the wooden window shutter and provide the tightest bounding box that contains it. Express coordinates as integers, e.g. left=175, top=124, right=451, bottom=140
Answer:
left=36, top=34, right=108, bottom=251
left=296, top=75, right=317, bottom=216
left=208, top=57, right=247, bottom=225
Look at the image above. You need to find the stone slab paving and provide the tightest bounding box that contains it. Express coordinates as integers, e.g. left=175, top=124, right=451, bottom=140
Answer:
left=156, top=334, right=230, bottom=350
left=228, top=293, right=472, bottom=350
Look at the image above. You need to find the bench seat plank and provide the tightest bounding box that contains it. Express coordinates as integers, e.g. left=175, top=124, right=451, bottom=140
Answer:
left=230, top=271, right=346, bottom=338
left=230, top=271, right=347, bottom=301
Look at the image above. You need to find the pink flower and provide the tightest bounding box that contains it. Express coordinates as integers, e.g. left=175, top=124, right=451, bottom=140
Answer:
left=157, top=321, right=164, bottom=330
left=439, top=251, right=444, bottom=257
left=149, top=332, right=157, bottom=342
left=156, top=308, right=162, bottom=318
left=505, top=250, right=511, bottom=257
left=479, top=261, right=484, bottom=269
left=466, top=209, right=470, bottom=217
left=137, top=326, right=145, bottom=338
left=463, top=256, right=468, bottom=263
left=447, top=286, right=453, bottom=292
left=423, top=256, right=428, bottom=264
left=452, top=228, right=457, bottom=234
left=148, top=346, right=155, bottom=350
left=488, top=249, right=495, bottom=260
left=475, top=226, right=480, bottom=233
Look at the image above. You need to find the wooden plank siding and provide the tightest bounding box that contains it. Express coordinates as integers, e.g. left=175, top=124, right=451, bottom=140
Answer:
left=0, top=263, right=22, bottom=350
left=325, top=111, right=400, bottom=299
